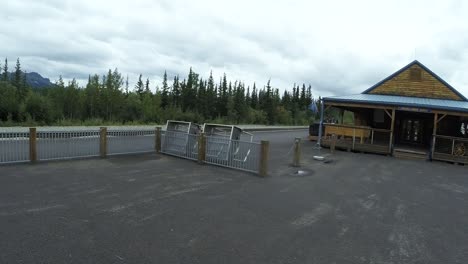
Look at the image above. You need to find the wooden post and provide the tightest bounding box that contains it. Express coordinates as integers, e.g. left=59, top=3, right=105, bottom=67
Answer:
left=340, top=109, right=345, bottom=124
left=293, top=137, right=301, bottom=167
left=352, top=128, right=356, bottom=150
left=259, top=140, right=269, bottom=177
left=29, top=127, right=37, bottom=163
left=155, top=127, right=161, bottom=153
left=198, top=132, right=206, bottom=164
left=389, top=109, right=396, bottom=154
left=431, top=113, right=438, bottom=160
left=100, top=127, right=107, bottom=158
left=330, top=134, right=337, bottom=154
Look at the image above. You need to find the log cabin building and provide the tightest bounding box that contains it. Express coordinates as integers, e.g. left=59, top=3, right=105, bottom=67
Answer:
left=320, top=60, right=468, bottom=163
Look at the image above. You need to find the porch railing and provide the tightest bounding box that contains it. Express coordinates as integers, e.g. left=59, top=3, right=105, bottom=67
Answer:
left=432, top=135, right=468, bottom=164
left=321, top=124, right=392, bottom=154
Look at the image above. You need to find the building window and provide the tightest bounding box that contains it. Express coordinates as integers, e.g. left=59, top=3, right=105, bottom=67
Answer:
left=409, top=68, right=422, bottom=81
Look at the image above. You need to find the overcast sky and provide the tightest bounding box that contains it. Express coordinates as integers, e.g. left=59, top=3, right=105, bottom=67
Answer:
left=1, top=0, right=468, bottom=96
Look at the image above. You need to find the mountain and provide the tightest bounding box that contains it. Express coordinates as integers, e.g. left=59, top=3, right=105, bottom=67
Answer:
left=6, top=71, right=53, bottom=89
left=25, top=72, right=53, bottom=88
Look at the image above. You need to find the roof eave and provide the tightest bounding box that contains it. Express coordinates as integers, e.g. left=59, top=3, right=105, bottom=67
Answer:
left=323, top=97, right=468, bottom=114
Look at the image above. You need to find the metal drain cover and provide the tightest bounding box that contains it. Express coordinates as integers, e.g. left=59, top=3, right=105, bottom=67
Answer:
left=292, top=169, right=312, bottom=176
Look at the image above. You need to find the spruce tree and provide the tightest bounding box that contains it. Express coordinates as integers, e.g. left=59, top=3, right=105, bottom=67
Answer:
left=145, top=78, right=150, bottom=93
left=300, top=84, right=306, bottom=109
left=206, top=71, right=216, bottom=119
left=2, top=58, right=8, bottom=82
left=161, top=70, right=169, bottom=108
left=171, top=75, right=180, bottom=107
left=135, top=74, right=144, bottom=98
left=125, top=75, right=129, bottom=95
left=251, top=83, right=258, bottom=109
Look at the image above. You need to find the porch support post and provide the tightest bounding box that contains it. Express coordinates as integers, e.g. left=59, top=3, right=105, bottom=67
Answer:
left=431, top=113, right=438, bottom=160
left=389, top=109, right=396, bottom=154
left=340, top=108, right=345, bottom=124
left=317, top=99, right=325, bottom=148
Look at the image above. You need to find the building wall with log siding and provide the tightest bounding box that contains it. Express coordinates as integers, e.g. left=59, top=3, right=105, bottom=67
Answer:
left=367, top=64, right=463, bottom=101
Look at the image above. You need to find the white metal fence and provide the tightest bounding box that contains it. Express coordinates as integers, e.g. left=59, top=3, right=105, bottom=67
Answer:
left=161, top=131, right=198, bottom=161
left=205, top=137, right=260, bottom=173
left=107, top=129, right=155, bottom=156
left=161, top=131, right=261, bottom=173
left=37, top=130, right=100, bottom=161
left=0, top=127, right=158, bottom=164
left=0, top=131, right=30, bottom=164
left=1, top=127, right=267, bottom=175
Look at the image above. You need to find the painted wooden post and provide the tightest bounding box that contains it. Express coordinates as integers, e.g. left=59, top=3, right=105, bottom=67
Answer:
left=389, top=109, right=396, bottom=154
left=317, top=99, right=324, bottom=148
left=293, top=137, right=301, bottom=167
left=100, top=127, right=107, bottom=158
left=29, top=127, right=37, bottom=162
left=431, top=113, right=438, bottom=160
left=352, top=128, right=356, bottom=150
left=198, top=132, right=206, bottom=164
left=155, top=127, right=161, bottom=153
left=259, top=140, right=269, bottom=177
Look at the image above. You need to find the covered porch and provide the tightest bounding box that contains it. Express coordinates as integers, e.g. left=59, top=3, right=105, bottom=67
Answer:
left=320, top=94, right=468, bottom=164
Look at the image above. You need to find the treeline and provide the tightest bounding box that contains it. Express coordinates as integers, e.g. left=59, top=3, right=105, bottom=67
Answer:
left=0, top=58, right=319, bottom=126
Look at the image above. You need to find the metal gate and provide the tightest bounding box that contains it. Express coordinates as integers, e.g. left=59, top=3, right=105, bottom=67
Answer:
left=161, top=122, right=261, bottom=173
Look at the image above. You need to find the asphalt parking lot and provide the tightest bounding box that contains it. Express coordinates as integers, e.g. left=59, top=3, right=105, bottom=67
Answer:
left=1, top=130, right=468, bottom=264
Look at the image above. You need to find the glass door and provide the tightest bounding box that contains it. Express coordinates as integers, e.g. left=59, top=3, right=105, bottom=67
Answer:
left=401, top=118, right=424, bottom=144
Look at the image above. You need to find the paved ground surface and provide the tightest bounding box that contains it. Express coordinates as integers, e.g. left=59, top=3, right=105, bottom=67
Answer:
left=1, top=129, right=468, bottom=264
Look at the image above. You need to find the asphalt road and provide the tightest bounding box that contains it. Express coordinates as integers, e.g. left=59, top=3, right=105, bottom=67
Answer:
left=1, top=129, right=468, bottom=264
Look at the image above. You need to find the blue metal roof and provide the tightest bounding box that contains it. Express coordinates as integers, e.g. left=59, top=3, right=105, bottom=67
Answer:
left=323, top=94, right=468, bottom=113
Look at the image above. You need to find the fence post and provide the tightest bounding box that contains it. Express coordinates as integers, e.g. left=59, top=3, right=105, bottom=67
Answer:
left=293, top=137, right=301, bottom=167
left=100, top=127, right=107, bottom=158
left=259, top=140, right=269, bottom=177
left=29, top=127, right=37, bottom=163
left=155, top=127, right=161, bottom=153
left=330, top=134, right=337, bottom=154
left=198, top=132, right=206, bottom=164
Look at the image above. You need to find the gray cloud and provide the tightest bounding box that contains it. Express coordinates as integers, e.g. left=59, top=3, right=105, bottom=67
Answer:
left=1, top=0, right=468, bottom=96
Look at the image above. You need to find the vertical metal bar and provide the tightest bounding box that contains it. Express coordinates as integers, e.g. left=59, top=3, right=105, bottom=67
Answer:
left=371, top=130, right=374, bottom=145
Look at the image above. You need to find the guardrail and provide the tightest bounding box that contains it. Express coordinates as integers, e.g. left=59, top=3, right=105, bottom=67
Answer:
left=433, top=135, right=468, bottom=164
left=321, top=124, right=392, bottom=154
